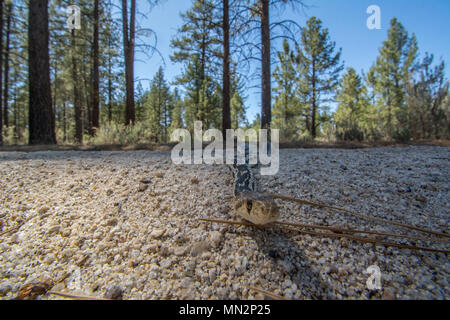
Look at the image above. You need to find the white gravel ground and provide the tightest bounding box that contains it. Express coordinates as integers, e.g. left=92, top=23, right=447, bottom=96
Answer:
left=0, top=146, right=448, bottom=300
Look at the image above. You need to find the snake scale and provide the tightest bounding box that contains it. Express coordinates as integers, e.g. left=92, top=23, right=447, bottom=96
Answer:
left=230, top=143, right=280, bottom=225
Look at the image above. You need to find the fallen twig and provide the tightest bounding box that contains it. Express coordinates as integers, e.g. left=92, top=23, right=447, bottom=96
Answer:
left=0, top=221, right=26, bottom=237
left=200, top=218, right=450, bottom=254
left=267, top=193, right=450, bottom=239
left=275, top=221, right=450, bottom=244
left=247, top=286, right=289, bottom=300
left=48, top=291, right=111, bottom=301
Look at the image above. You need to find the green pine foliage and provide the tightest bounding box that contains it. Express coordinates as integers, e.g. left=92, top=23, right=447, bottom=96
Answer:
left=0, top=1, right=448, bottom=146
left=297, top=17, right=344, bottom=139
left=369, top=18, right=418, bottom=141
left=335, top=68, right=370, bottom=141
left=272, top=40, right=302, bottom=142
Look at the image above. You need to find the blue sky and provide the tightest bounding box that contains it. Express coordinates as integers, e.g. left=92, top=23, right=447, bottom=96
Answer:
left=132, top=0, right=450, bottom=123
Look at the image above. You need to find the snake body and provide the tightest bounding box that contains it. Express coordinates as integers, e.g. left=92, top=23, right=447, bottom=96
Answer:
left=230, top=144, right=280, bottom=225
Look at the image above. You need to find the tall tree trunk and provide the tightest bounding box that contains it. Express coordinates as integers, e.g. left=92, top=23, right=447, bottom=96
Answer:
left=53, top=61, right=57, bottom=129
left=13, top=83, right=17, bottom=138
left=72, top=29, right=82, bottom=144
left=3, top=2, right=11, bottom=128
left=107, top=79, right=113, bottom=123
left=63, top=101, right=66, bottom=142
left=107, top=33, right=113, bottom=123
left=12, top=72, right=17, bottom=138
left=81, top=58, right=92, bottom=135
left=0, top=0, right=4, bottom=145
left=222, top=0, right=231, bottom=137
left=260, top=0, right=271, bottom=130
left=28, top=0, right=56, bottom=145
left=311, top=60, right=316, bottom=138
left=122, top=0, right=136, bottom=125
left=92, top=0, right=100, bottom=133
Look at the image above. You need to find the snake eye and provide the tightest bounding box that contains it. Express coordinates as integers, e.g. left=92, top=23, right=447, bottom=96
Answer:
left=246, top=200, right=253, bottom=213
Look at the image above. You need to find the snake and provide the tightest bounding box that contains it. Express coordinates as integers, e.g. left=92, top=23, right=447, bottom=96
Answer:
left=230, top=143, right=280, bottom=225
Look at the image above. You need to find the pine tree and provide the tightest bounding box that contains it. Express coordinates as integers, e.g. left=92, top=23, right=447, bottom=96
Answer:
left=273, top=39, right=301, bottom=141
left=101, top=0, right=125, bottom=124
left=297, top=17, right=343, bottom=139
left=91, top=0, right=100, bottom=132
left=3, top=1, right=12, bottom=128
left=230, top=72, right=247, bottom=129
left=407, top=54, right=448, bottom=139
left=369, top=18, right=418, bottom=141
left=171, top=0, right=221, bottom=131
left=135, top=81, right=146, bottom=122
left=234, top=0, right=306, bottom=130
left=6, top=0, right=28, bottom=143
left=169, top=87, right=184, bottom=134
left=335, top=68, right=370, bottom=141
left=147, top=67, right=172, bottom=143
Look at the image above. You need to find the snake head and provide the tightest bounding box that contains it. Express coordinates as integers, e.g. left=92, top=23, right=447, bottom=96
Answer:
left=234, top=191, right=280, bottom=225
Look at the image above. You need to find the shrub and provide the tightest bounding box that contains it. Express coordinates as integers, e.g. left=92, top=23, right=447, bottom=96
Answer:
left=393, top=127, right=411, bottom=143
left=86, top=122, right=156, bottom=146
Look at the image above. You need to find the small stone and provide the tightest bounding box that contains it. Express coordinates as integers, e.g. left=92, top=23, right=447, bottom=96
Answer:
left=184, top=261, right=196, bottom=277
left=144, top=244, right=158, bottom=254
left=160, top=259, right=172, bottom=269
left=45, top=255, right=56, bottom=265
left=329, top=266, right=339, bottom=274
left=209, top=269, right=217, bottom=283
left=174, top=247, right=186, bottom=256
left=159, top=246, right=169, bottom=257
left=48, top=225, right=60, bottom=235
left=61, top=228, right=71, bottom=237
left=190, top=241, right=211, bottom=257
left=138, top=183, right=148, bottom=192
left=239, top=257, right=248, bottom=272
left=130, top=249, right=140, bottom=259
left=105, top=218, right=118, bottom=227
left=382, top=288, right=396, bottom=300
left=415, top=195, right=427, bottom=203
left=38, top=207, right=50, bottom=215
left=150, top=229, right=165, bottom=239
left=10, top=234, right=19, bottom=243
left=181, top=278, right=192, bottom=289
left=338, top=267, right=348, bottom=276
left=0, top=283, right=12, bottom=297
left=104, top=285, right=123, bottom=300
left=209, top=231, right=222, bottom=248
left=284, top=279, right=293, bottom=289
left=277, top=259, right=294, bottom=274
left=61, top=249, right=74, bottom=258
